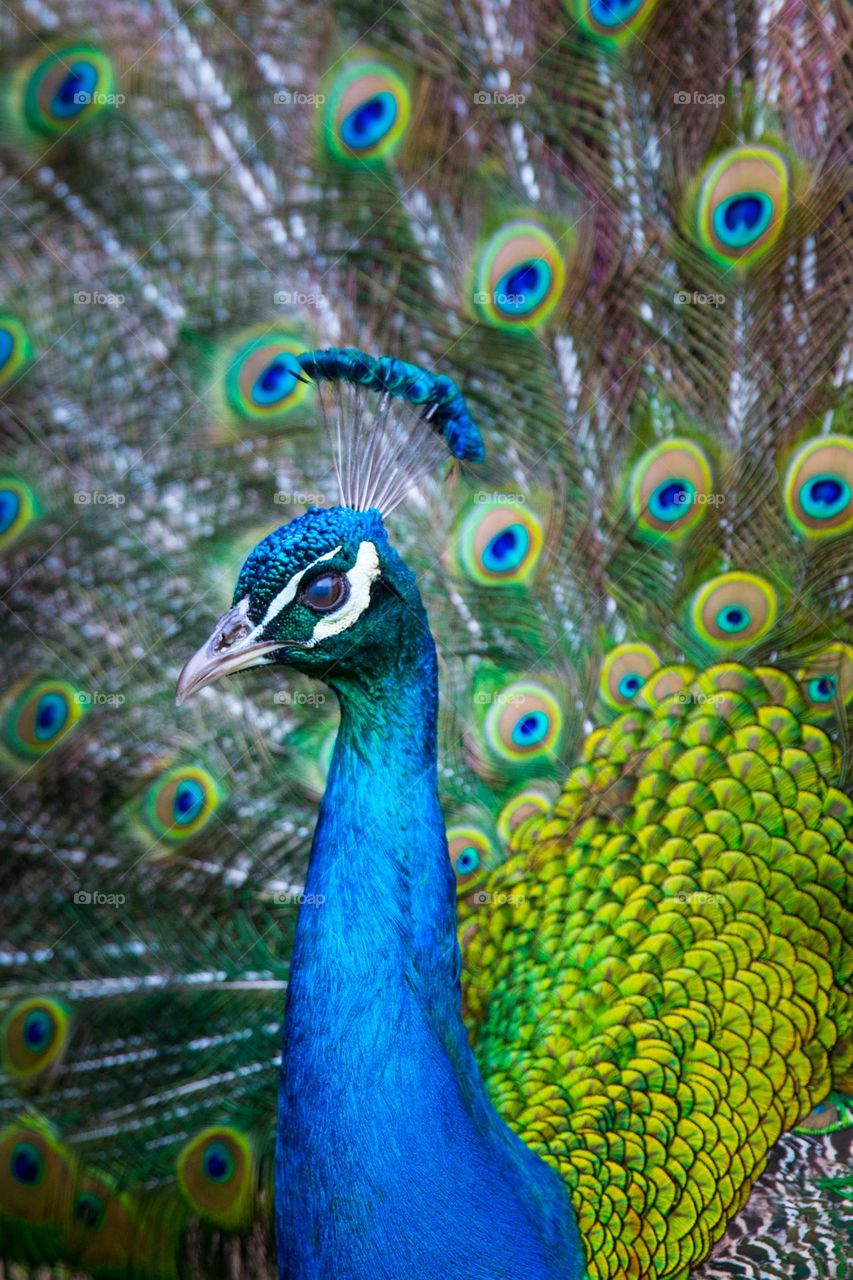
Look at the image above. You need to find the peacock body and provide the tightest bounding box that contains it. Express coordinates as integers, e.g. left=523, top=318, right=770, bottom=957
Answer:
left=0, top=0, right=851, bottom=1278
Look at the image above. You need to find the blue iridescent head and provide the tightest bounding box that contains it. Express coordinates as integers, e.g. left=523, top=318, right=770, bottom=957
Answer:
left=178, top=349, right=480, bottom=702
left=178, top=505, right=426, bottom=701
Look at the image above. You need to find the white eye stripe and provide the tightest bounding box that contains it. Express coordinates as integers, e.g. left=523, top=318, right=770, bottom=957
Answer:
left=305, top=541, right=380, bottom=647
left=245, top=544, right=342, bottom=643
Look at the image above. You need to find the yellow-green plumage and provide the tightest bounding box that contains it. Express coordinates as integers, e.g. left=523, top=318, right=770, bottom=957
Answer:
left=0, top=0, right=850, bottom=1274
left=462, top=663, right=851, bottom=1279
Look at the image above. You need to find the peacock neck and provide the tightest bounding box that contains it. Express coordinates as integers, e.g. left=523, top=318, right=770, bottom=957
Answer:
left=276, top=602, right=583, bottom=1280
left=296, top=619, right=458, bottom=991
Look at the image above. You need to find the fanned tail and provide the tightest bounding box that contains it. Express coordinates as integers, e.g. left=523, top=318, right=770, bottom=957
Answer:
left=0, top=0, right=850, bottom=1276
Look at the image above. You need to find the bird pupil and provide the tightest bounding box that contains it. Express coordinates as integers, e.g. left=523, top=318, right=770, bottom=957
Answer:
left=302, top=573, right=348, bottom=611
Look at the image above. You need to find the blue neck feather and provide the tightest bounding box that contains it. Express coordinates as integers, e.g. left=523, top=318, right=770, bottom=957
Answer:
left=275, top=587, right=584, bottom=1279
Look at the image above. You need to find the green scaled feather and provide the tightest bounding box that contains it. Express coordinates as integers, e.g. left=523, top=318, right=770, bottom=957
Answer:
left=1, top=1, right=850, bottom=1278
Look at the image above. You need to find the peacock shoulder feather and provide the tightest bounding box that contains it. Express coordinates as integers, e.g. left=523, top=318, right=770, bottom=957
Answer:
left=462, top=662, right=852, bottom=1277
left=0, top=0, right=851, bottom=1276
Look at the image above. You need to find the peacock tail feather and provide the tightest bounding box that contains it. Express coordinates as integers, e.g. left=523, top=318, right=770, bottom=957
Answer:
left=0, top=0, right=850, bottom=1275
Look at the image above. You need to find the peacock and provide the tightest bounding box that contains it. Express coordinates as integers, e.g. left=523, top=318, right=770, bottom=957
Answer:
left=0, top=0, right=851, bottom=1277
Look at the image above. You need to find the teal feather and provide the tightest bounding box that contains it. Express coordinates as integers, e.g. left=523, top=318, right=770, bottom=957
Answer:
left=0, top=1, right=851, bottom=1277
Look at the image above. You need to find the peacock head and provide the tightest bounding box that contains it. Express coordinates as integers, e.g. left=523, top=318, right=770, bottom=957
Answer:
left=176, top=348, right=483, bottom=703
left=176, top=504, right=425, bottom=702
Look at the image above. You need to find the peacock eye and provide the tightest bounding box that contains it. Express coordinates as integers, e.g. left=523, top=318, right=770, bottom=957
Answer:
left=10, top=1141, right=43, bottom=1185
left=74, top=1191, right=106, bottom=1229
left=298, top=572, right=350, bottom=613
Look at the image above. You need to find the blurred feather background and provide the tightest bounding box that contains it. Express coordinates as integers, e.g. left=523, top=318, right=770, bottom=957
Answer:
left=0, top=0, right=850, bottom=1276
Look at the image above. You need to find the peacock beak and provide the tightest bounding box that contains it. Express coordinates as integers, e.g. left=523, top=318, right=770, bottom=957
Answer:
left=176, top=600, right=281, bottom=705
